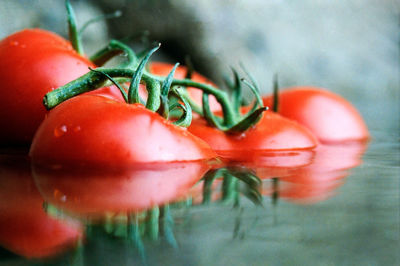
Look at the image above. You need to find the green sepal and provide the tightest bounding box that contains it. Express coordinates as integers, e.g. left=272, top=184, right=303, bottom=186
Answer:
left=230, top=68, right=242, bottom=117
left=272, top=74, right=279, bottom=113
left=128, top=44, right=160, bottom=104
left=226, top=107, right=267, bottom=134
left=241, top=78, right=263, bottom=109
left=171, top=88, right=192, bottom=127
left=202, top=92, right=225, bottom=130
left=65, top=0, right=84, bottom=56
left=158, top=63, right=179, bottom=118
left=88, top=67, right=128, bottom=102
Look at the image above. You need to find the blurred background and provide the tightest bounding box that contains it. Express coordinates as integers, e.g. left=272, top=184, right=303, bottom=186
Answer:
left=0, top=0, right=399, bottom=131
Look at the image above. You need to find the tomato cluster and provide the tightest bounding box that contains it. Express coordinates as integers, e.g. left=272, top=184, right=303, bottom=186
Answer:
left=0, top=2, right=371, bottom=257
left=0, top=28, right=369, bottom=163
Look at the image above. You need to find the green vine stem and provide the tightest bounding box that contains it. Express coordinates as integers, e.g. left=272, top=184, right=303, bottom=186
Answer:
left=44, top=40, right=267, bottom=133
left=65, top=0, right=84, bottom=56
left=79, top=10, right=122, bottom=36
left=90, top=40, right=138, bottom=68
left=272, top=74, right=279, bottom=113
left=44, top=67, right=237, bottom=123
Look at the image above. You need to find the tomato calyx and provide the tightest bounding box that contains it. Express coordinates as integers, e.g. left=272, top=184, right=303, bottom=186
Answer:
left=44, top=40, right=268, bottom=133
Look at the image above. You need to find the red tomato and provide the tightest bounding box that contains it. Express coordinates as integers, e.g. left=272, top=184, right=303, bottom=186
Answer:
left=33, top=161, right=210, bottom=221
left=149, top=62, right=221, bottom=112
left=0, top=29, right=97, bottom=146
left=30, top=95, right=216, bottom=165
left=188, top=110, right=318, bottom=160
left=0, top=154, right=82, bottom=258
left=262, top=87, right=369, bottom=143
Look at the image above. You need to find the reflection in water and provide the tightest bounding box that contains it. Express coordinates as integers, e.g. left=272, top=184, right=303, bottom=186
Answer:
left=33, top=161, right=211, bottom=220
left=0, top=141, right=367, bottom=263
left=32, top=160, right=212, bottom=262
left=0, top=154, right=83, bottom=259
left=261, top=142, right=368, bottom=204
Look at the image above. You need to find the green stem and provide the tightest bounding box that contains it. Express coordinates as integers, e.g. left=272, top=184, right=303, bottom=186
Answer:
left=169, top=79, right=236, bottom=126
left=44, top=68, right=237, bottom=126
left=272, top=74, right=279, bottom=113
left=79, top=10, right=122, bottom=36
left=90, top=40, right=138, bottom=68
left=143, top=77, right=161, bottom=111
left=128, top=45, right=160, bottom=104
left=65, top=0, right=84, bottom=56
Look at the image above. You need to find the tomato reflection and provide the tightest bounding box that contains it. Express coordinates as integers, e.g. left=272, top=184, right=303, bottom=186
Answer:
left=262, top=141, right=368, bottom=204
left=223, top=149, right=315, bottom=179
left=0, top=154, right=83, bottom=258
left=33, top=161, right=211, bottom=221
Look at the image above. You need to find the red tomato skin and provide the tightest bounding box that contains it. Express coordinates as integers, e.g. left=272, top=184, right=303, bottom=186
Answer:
left=262, top=87, right=369, bottom=143
left=188, top=110, right=318, bottom=159
left=0, top=29, right=95, bottom=145
left=149, top=62, right=221, bottom=112
left=30, top=95, right=216, bottom=165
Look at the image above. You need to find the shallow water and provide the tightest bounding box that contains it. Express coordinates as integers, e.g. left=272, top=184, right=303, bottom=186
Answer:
left=0, top=97, right=399, bottom=266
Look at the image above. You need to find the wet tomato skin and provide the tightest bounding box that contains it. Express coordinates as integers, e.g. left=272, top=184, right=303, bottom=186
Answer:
left=188, top=110, right=318, bottom=160
left=0, top=29, right=95, bottom=145
left=262, top=87, right=369, bottom=143
left=30, top=95, right=216, bottom=165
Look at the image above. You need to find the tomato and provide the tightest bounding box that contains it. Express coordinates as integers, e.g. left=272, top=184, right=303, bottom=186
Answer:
left=188, top=109, right=318, bottom=160
left=149, top=62, right=221, bottom=112
left=30, top=95, right=216, bottom=165
left=0, top=29, right=97, bottom=146
left=33, top=161, right=210, bottom=221
left=262, top=87, right=369, bottom=143
left=0, top=154, right=82, bottom=258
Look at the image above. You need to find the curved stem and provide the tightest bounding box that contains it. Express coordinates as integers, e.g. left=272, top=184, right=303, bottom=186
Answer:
left=45, top=68, right=237, bottom=127
left=90, top=40, right=138, bottom=68
left=171, top=88, right=192, bottom=127
left=88, top=67, right=128, bottom=102
left=128, top=45, right=160, bottom=104
left=169, top=79, right=237, bottom=126
left=79, top=10, right=122, bottom=36
left=142, top=77, right=161, bottom=111
left=65, top=0, right=84, bottom=56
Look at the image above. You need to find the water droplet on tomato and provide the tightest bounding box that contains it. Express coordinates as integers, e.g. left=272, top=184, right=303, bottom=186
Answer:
left=73, top=126, right=81, bottom=132
left=54, top=125, right=68, bottom=137
left=10, top=41, right=19, bottom=46
left=53, top=189, right=67, bottom=202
